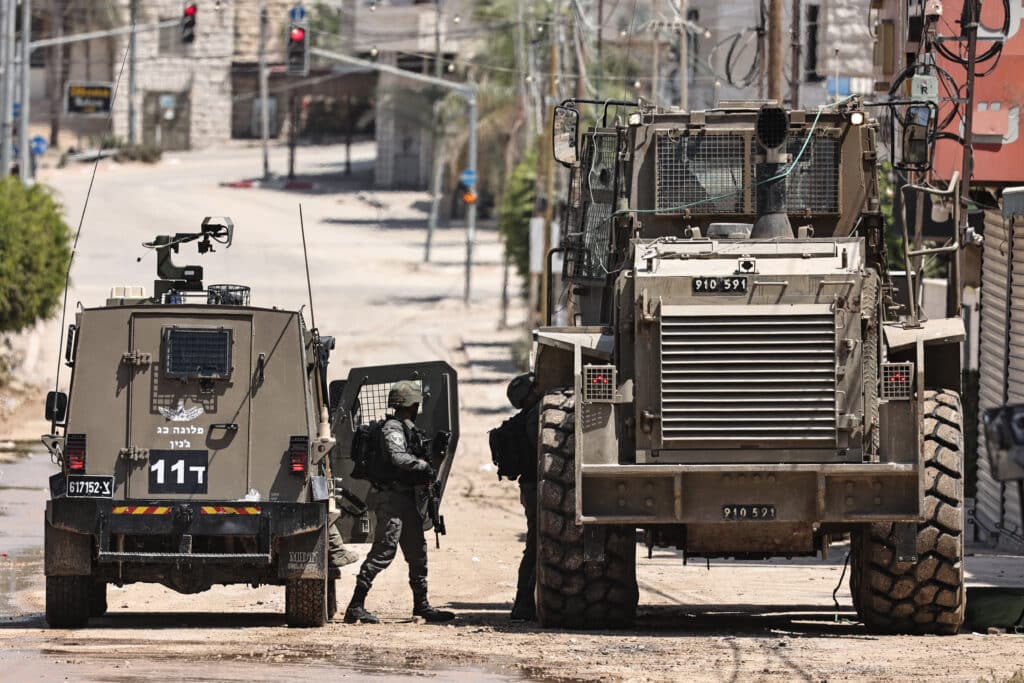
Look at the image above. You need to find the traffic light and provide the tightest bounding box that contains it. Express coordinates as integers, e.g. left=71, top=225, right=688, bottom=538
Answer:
left=286, top=22, right=309, bottom=77
left=180, top=1, right=197, bottom=44
left=458, top=183, right=477, bottom=205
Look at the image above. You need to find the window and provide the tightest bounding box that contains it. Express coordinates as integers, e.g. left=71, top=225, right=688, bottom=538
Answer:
left=163, top=327, right=233, bottom=380
left=804, top=4, right=823, bottom=82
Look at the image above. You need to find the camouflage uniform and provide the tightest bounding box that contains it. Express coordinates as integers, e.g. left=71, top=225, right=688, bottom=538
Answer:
left=353, top=417, right=431, bottom=595
left=344, top=381, right=454, bottom=624
left=505, top=373, right=541, bottom=621
left=328, top=516, right=357, bottom=569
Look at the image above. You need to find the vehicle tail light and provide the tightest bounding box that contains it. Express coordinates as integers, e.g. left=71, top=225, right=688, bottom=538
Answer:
left=66, top=434, right=87, bottom=472
left=289, top=436, right=308, bottom=474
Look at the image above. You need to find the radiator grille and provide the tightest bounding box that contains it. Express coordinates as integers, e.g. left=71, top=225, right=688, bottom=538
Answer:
left=659, top=311, right=837, bottom=445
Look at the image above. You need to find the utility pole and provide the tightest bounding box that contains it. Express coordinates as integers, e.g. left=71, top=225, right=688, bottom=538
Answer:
left=539, top=0, right=559, bottom=323
left=425, top=0, right=445, bottom=262
left=595, top=0, right=603, bottom=92
left=18, top=0, right=29, bottom=181
left=128, top=0, right=137, bottom=145
left=767, top=0, right=783, bottom=101
left=953, top=0, right=981, bottom=317
left=259, top=0, right=270, bottom=179
left=789, top=0, right=800, bottom=108
left=651, top=21, right=659, bottom=103
left=678, top=2, right=688, bottom=108
left=1, top=0, right=16, bottom=176
left=0, top=0, right=7, bottom=175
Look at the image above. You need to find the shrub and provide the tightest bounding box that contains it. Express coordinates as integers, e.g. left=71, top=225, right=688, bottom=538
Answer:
left=0, top=178, right=72, bottom=333
left=497, top=148, right=537, bottom=283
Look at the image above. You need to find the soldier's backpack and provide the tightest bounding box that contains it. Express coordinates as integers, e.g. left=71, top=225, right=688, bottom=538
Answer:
left=350, top=420, right=386, bottom=481
left=488, top=410, right=533, bottom=481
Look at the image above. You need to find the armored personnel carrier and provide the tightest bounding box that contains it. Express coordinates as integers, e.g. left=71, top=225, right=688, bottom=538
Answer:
left=531, top=100, right=966, bottom=634
left=42, top=218, right=459, bottom=627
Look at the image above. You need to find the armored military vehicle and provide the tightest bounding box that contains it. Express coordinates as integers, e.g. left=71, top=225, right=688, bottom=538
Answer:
left=532, top=99, right=966, bottom=634
left=42, top=217, right=459, bottom=628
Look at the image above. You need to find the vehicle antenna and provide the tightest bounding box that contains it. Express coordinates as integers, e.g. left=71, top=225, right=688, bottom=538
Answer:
left=298, top=203, right=317, bottom=332
left=49, top=24, right=134, bottom=435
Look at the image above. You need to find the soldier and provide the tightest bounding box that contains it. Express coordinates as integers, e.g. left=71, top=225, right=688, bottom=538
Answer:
left=505, top=373, right=542, bottom=621
left=343, top=380, right=455, bottom=624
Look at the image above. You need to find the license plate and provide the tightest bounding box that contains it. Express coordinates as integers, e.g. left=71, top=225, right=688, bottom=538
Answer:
left=148, top=450, right=209, bottom=494
left=67, top=475, right=114, bottom=498
left=692, top=276, right=748, bottom=293
left=722, top=504, right=776, bottom=521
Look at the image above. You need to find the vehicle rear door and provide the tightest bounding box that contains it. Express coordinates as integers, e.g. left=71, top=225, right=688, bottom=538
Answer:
left=127, top=312, right=253, bottom=501
left=330, top=361, right=459, bottom=542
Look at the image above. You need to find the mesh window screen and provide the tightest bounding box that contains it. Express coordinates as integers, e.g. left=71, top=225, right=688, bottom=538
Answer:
left=784, top=133, right=840, bottom=214
left=574, top=132, right=617, bottom=279
left=656, top=131, right=747, bottom=215
left=163, top=327, right=232, bottom=380
left=352, top=380, right=423, bottom=426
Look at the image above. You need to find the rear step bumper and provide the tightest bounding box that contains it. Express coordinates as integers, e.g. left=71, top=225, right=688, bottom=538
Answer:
left=576, top=462, right=922, bottom=525
left=97, top=551, right=273, bottom=564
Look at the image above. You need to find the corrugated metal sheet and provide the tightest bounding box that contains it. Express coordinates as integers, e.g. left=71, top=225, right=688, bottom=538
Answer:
left=977, top=208, right=1024, bottom=550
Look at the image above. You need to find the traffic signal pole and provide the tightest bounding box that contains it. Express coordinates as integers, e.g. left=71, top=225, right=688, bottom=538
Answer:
left=18, top=0, right=30, bottom=180
left=128, top=0, right=137, bottom=145
left=259, top=0, right=270, bottom=178
left=1, top=0, right=16, bottom=176
left=310, top=46, right=479, bottom=303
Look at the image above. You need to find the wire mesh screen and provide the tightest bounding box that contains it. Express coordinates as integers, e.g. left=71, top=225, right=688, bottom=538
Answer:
left=784, top=134, right=840, bottom=213
left=163, top=327, right=232, bottom=380
left=352, top=380, right=423, bottom=426
left=573, top=132, right=617, bottom=280
left=880, top=362, right=914, bottom=400
left=656, top=131, right=748, bottom=215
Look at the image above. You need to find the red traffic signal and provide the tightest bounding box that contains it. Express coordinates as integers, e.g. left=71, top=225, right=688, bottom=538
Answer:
left=289, top=26, right=306, bottom=42
left=181, top=2, right=197, bottom=44
left=184, top=2, right=197, bottom=16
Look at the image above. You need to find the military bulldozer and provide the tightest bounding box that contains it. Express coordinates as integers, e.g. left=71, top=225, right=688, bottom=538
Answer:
left=531, top=99, right=967, bottom=634
left=42, top=217, right=459, bottom=628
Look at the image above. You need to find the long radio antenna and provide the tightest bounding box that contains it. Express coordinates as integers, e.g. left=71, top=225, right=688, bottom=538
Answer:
left=49, top=24, right=134, bottom=434
left=298, top=203, right=317, bottom=331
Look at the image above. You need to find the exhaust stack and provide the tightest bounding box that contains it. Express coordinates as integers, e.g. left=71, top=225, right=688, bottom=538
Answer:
left=751, top=106, right=794, bottom=239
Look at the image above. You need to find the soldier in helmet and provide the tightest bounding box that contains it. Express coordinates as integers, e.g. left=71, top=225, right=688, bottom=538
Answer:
left=504, top=373, right=542, bottom=621
left=343, top=380, right=455, bottom=624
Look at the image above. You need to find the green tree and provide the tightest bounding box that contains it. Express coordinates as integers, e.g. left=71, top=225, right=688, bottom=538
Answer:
left=498, top=147, right=537, bottom=282
left=0, top=179, right=72, bottom=333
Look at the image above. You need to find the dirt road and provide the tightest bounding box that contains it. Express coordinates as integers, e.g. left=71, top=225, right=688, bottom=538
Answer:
left=1, top=146, right=1024, bottom=682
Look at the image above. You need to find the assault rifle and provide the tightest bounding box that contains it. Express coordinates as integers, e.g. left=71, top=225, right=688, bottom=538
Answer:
left=423, top=430, right=451, bottom=548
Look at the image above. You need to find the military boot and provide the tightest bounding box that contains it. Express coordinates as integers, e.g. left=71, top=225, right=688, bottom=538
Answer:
left=510, top=592, right=536, bottom=621
left=412, top=591, right=455, bottom=623
left=343, top=583, right=380, bottom=624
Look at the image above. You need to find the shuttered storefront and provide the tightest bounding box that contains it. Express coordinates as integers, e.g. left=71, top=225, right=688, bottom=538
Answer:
left=976, top=205, right=1024, bottom=551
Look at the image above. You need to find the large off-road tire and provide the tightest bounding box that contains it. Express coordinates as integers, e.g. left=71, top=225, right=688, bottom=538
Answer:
left=849, top=389, right=966, bottom=635
left=45, top=575, right=91, bottom=628
left=535, top=389, right=639, bottom=629
left=285, top=578, right=328, bottom=627
left=89, top=581, right=108, bottom=617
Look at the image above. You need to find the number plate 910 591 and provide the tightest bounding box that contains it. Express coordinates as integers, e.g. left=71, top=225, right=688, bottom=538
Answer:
left=692, top=276, right=748, bottom=293
left=722, top=504, right=777, bottom=520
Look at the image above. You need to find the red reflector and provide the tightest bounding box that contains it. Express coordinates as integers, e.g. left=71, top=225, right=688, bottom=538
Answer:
left=184, top=4, right=197, bottom=16
left=65, top=434, right=86, bottom=472
left=289, top=436, right=308, bottom=474
left=290, top=27, right=305, bottom=42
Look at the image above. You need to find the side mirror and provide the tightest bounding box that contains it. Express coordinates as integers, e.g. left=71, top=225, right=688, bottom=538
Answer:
left=552, top=105, right=579, bottom=167
left=900, top=104, right=935, bottom=170
left=328, top=379, right=347, bottom=420
left=45, top=391, right=68, bottom=423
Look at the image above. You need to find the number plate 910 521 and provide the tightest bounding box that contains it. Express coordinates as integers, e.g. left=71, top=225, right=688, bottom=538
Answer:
left=722, top=504, right=777, bottom=520
left=692, top=276, right=748, bottom=293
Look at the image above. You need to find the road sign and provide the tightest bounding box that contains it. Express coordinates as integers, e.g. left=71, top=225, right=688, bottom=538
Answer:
left=65, top=82, right=113, bottom=116
left=12, top=101, right=19, bottom=119
left=459, top=168, right=477, bottom=187
left=30, top=136, right=47, bottom=156
left=289, top=5, right=307, bottom=21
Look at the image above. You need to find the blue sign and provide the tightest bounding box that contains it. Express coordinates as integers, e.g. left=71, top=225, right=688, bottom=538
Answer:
left=289, top=5, right=307, bottom=21
left=11, top=101, right=19, bottom=119
left=459, top=168, right=477, bottom=188
left=30, top=135, right=47, bottom=156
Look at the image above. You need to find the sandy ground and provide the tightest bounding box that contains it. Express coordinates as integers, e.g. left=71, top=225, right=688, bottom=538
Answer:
left=1, top=144, right=1024, bottom=682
